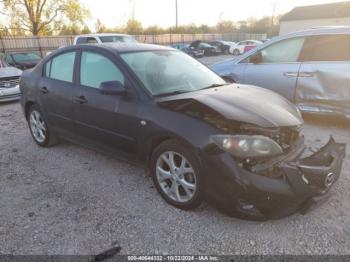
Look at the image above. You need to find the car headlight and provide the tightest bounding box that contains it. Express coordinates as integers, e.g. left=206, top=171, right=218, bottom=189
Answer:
left=211, top=135, right=283, bottom=158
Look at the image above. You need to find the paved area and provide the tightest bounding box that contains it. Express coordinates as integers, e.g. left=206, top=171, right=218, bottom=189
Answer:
left=0, top=55, right=349, bottom=255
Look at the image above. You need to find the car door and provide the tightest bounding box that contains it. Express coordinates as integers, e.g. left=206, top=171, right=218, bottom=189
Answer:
left=39, top=50, right=77, bottom=135
left=295, top=34, right=350, bottom=116
left=73, top=49, right=139, bottom=158
left=241, top=37, right=305, bottom=102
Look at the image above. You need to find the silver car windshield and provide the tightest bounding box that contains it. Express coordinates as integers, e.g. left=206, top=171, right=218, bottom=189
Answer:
left=120, top=50, right=226, bottom=96
left=99, top=35, right=137, bottom=43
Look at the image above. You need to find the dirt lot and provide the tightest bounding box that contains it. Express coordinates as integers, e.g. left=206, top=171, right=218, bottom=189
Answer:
left=0, top=55, right=349, bottom=256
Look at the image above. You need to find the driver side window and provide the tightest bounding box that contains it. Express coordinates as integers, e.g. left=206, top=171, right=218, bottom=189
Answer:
left=247, top=37, right=305, bottom=64
left=80, top=51, right=125, bottom=89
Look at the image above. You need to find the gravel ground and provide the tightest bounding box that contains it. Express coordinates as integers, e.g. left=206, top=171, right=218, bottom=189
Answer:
left=0, top=55, right=349, bottom=256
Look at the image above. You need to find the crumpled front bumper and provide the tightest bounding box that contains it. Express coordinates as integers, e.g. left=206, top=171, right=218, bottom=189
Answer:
left=201, top=136, right=346, bottom=220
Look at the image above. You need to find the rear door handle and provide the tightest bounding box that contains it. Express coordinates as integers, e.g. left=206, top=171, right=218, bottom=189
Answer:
left=299, top=72, right=314, bottom=78
left=40, top=86, right=48, bottom=94
left=283, top=72, right=298, bottom=78
left=73, top=95, right=88, bottom=104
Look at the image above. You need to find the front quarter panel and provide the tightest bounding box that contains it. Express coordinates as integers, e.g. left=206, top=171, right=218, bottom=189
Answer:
left=211, top=59, right=246, bottom=82
left=20, top=70, right=41, bottom=116
left=137, top=102, right=220, bottom=163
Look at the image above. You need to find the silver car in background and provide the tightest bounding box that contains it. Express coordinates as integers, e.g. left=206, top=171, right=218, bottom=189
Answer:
left=0, top=60, right=22, bottom=102
left=212, top=26, right=350, bottom=118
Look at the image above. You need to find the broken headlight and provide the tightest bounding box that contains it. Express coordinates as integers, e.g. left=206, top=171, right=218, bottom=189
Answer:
left=211, top=135, right=283, bottom=158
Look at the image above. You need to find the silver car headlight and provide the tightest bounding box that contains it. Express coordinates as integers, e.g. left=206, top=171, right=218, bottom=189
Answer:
left=211, top=135, right=283, bottom=158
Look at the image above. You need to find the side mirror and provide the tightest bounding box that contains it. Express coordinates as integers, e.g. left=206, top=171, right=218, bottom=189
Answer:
left=99, top=81, right=127, bottom=96
left=250, top=52, right=262, bottom=64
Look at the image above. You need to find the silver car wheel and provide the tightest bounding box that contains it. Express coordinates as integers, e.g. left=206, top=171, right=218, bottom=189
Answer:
left=29, top=110, right=47, bottom=143
left=156, top=151, right=197, bottom=203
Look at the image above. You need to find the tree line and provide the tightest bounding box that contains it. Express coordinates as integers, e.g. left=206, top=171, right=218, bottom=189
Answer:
left=0, top=0, right=282, bottom=36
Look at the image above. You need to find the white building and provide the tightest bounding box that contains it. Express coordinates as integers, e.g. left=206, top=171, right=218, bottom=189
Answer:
left=279, top=2, right=350, bottom=35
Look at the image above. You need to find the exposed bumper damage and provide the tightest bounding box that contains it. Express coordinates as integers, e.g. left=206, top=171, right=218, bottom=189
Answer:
left=202, top=136, right=346, bottom=220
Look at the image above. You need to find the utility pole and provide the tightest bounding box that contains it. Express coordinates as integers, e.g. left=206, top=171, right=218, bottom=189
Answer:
left=270, top=2, right=276, bottom=36
left=175, top=0, right=178, bottom=28
left=271, top=2, right=276, bottom=27
left=129, top=0, right=135, bottom=20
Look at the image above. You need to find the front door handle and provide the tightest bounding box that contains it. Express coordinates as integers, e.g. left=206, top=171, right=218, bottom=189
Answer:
left=73, top=95, right=88, bottom=104
left=283, top=72, right=298, bottom=78
left=40, top=86, right=48, bottom=94
left=299, top=72, right=314, bottom=78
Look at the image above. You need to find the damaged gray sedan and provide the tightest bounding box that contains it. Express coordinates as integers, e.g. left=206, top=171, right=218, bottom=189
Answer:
left=212, top=26, right=350, bottom=119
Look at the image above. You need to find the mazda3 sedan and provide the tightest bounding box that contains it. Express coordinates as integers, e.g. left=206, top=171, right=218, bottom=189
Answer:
left=20, top=43, right=346, bottom=220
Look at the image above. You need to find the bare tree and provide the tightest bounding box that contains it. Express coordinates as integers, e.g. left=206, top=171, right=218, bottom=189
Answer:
left=1, top=0, right=89, bottom=35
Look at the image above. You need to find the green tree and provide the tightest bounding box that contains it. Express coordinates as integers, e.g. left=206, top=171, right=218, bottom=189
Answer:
left=144, top=25, right=164, bottom=35
left=216, top=20, right=237, bottom=33
left=2, top=0, right=89, bottom=35
left=95, top=18, right=107, bottom=33
left=81, top=25, right=91, bottom=34
left=124, top=19, right=143, bottom=35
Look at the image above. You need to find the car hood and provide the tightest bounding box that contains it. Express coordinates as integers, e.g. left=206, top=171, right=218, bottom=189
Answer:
left=211, top=57, right=240, bottom=74
left=16, top=60, right=39, bottom=67
left=0, top=67, right=22, bottom=77
left=157, top=85, right=303, bottom=128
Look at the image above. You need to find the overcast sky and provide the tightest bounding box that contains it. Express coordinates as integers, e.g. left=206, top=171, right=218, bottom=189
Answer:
left=81, top=0, right=344, bottom=28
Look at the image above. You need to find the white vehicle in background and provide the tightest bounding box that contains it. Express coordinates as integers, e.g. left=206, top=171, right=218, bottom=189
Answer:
left=73, top=33, right=138, bottom=45
left=229, top=40, right=262, bottom=55
left=0, top=58, right=22, bottom=102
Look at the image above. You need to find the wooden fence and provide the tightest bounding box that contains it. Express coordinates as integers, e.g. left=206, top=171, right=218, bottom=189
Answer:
left=0, top=32, right=266, bottom=56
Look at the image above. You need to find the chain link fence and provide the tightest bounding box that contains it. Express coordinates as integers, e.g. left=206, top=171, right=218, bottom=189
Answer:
left=0, top=32, right=267, bottom=57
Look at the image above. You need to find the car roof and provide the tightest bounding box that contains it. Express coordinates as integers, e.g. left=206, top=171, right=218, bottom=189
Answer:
left=75, top=33, right=132, bottom=38
left=279, top=26, right=350, bottom=39
left=234, top=26, right=350, bottom=63
left=61, top=43, right=174, bottom=54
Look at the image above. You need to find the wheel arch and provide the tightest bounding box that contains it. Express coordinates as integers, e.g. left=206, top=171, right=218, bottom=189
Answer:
left=24, top=101, right=36, bottom=120
left=144, top=133, right=195, bottom=169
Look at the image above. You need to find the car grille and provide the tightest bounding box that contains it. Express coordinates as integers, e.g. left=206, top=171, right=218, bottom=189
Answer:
left=0, top=76, right=20, bottom=89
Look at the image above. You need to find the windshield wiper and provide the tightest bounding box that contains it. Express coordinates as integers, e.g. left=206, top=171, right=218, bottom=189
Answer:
left=200, top=83, right=227, bottom=90
left=154, top=90, right=190, bottom=97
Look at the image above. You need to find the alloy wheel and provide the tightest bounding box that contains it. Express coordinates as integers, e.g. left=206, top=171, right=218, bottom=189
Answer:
left=29, top=110, right=47, bottom=143
left=156, top=151, right=197, bottom=203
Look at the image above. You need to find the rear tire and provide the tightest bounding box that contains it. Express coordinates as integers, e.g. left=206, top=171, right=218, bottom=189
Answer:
left=27, top=104, right=58, bottom=147
left=150, top=140, right=203, bottom=210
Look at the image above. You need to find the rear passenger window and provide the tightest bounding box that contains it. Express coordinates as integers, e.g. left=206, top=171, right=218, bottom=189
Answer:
left=76, top=37, right=87, bottom=44
left=45, top=52, right=76, bottom=82
left=80, top=51, right=124, bottom=89
left=300, top=35, right=350, bottom=62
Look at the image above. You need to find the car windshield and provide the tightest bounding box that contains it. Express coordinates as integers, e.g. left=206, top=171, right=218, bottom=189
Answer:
left=120, top=50, right=226, bottom=96
left=99, top=35, right=137, bottom=43
left=0, top=59, right=9, bottom=68
left=200, top=43, right=212, bottom=47
left=12, top=53, right=41, bottom=62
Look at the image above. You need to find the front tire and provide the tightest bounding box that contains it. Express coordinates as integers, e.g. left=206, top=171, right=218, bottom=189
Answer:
left=233, top=49, right=240, bottom=56
left=151, top=140, right=203, bottom=210
left=27, top=104, right=58, bottom=147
